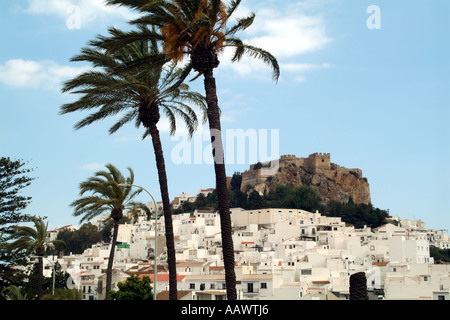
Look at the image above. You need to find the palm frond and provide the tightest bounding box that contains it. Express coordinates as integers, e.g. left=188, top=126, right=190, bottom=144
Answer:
left=226, top=0, right=242, bottom=18
left=224, top=12, right=255, bottom=37
left=225, top=38, right=280, bottom=82
left=7, top=217, right=48, bottom=255
left=61, top=25, right=203, bottom=138
left=70, top=164, right=142, bottom=223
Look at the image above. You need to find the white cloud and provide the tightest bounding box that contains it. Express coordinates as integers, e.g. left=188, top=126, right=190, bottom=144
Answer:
left=219, top=4, right=332, bottom=82
left=245, top=9, right=332, bottom=58
left=81, top=162, right=107, bottom=171
left=25, top=0, right=140, bottom=28
left=0, top=59, right=89, bottom=90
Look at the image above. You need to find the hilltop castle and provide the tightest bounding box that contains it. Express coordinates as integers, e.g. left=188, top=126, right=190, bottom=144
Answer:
left=240, top=153, right=371, bottom=205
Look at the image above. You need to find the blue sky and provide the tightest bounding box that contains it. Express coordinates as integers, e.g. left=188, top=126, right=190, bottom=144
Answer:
left=1, top=0, right=449, bottom=231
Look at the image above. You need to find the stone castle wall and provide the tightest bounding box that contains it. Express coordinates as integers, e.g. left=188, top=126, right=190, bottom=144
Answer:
left=239, top=153, right=370, bottom=205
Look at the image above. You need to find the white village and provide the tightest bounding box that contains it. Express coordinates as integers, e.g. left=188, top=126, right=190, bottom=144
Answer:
left=42, top=188, right=450, bottom=301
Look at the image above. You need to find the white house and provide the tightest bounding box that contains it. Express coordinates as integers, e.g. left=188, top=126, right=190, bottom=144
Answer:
left=384, top=263, right=450, bottom=300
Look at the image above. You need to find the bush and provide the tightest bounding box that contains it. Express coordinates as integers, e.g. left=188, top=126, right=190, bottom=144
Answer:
left=110, top=275, right=153, bottom=301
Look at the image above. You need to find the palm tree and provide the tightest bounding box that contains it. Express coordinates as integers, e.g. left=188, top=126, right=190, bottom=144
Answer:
left=3, top=285, right=28, bottom=300
left=69, top=163, right=147, bottom=300
left=105, top=0, right=280, bottom=300
left=60, top=34, right=205, bottom=299
left=6, top=217, right=53, bottom=300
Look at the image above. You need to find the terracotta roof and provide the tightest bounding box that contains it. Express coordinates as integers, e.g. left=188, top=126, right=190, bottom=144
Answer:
left=138, top=273, right=185, bottom=282
left=209, top=266, right=224, bottom=271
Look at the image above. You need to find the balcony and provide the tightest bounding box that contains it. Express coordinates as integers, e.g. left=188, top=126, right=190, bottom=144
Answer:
left=243, top=283, right=260, bottom=294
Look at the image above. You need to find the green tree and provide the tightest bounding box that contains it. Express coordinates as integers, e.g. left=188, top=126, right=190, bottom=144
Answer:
left=56, top=223, right=103, bottom=255
left=230, top=172, right=242, bottom=191
left=180, top=200, right=195, bottom=213
left=430, top=246, right=450, bottom=264
left=194, top=193, right=207, bottom=209
left=246, top=190, right=264, bottom=210
left=253, top=162, right=263, bottom=170
left=265, top=185, right=294, bottom=208
left=229, top=172, right=247, bottom=208
left=0, top=157, right=35, bottom=233
left=61, top=29, right=206, bottom=300
left=69, top=164, right=146, bottom=300
left=324, top=200, right=388, bottom=228
left=110, top=274, right=153, bottom=300
left=230, top=189, right=247, bottom=209
left=263, top=185, right=323, bottom=212
left=104, top=0, right=280, bottom=300
left=292, top=186, right=322, bottom=213
left=0, top=157, right=35, bottom=299
left=6, top=217, right=57, bottom=300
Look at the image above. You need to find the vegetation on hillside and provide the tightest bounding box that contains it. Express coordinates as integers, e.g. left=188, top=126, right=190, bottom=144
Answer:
left=430, top=246, right=450, bottom=264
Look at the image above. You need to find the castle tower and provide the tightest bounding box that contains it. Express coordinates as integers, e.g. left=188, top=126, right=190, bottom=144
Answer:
left=315, top=153, right=331, bottom=172
left=304, top=153, right=331, bottom=173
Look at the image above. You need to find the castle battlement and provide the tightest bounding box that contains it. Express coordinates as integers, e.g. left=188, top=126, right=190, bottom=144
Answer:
left=280, top=154, right=297, bottom=160
left=313, top=152, right=330, bottom=158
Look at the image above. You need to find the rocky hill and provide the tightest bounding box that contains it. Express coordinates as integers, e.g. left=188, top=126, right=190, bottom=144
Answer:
left=240, top=153, right=371, bottom=206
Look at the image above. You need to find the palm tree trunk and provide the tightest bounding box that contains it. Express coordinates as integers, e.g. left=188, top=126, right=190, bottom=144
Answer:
left=105, top=218, right=119, bottom=300
left=203, top=68, right=237, bottom=300
left=149, top=122, right=178, bottom=300
left=350, top=272, right=368, bottom=300
left=37, top=255, right=43, bottom=300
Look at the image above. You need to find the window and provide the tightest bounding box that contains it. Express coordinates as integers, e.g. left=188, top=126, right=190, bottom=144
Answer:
left=261, top=283, right=267, bottom=289
left=301, top=269, right=312, bottom=275
left=190, top=283, right=195, bottom=289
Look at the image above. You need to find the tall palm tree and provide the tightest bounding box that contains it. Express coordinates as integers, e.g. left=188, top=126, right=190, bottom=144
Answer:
left=6, top=217, right=54, bottom=300
left=105, top=0, right=280, bottom=300
left=69, top=163, right=146, bottom=300
left=60, top=30, right=206, bottom=300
